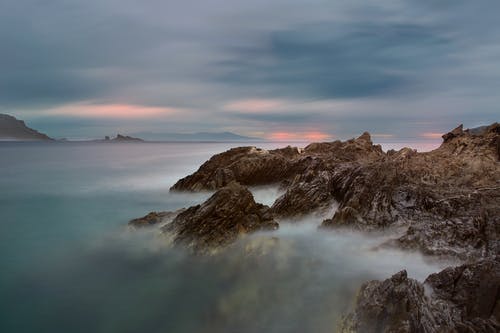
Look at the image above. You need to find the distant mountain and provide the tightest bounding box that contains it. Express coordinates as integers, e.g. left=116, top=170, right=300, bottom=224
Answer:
left=129, top=131, right=262, bottom=142
left=0, top=114, right=53, bottom=141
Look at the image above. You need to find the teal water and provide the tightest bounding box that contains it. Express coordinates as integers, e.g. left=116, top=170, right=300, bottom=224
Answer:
left=0, top=142, right=447, bottom=333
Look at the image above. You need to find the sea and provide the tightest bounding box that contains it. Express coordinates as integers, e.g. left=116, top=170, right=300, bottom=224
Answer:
left=0, top=141, right=446, bottom=333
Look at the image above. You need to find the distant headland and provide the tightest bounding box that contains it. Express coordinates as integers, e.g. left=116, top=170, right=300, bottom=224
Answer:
left=0, top=114, right=54, bottom=141
left=0, top=113, right=260, bottom=142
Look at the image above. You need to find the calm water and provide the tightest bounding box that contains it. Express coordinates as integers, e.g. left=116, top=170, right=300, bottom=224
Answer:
left=0, top=142, right=446, bottom=333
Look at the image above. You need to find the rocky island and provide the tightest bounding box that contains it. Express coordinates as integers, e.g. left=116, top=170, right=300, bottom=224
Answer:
left=130, top=123, right=499, bottom=332
left=102, top=134, right=144, bottom=142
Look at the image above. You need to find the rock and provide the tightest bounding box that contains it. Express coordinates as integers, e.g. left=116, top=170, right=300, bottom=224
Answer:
left=170, top=147, right=300, bottom=191
left=138, top=123, right=499, bottom=256
left=168, top=123, right=499, bottom=257
left=425, top=257, right=500, bottom=329
left=162, top=182, right=278, bottom=251
left=323, top=123, right=500, bottom=259
left=442, top=124, right=464, bottom=142
left=111, top=134, right=144, bottom=142
left=171, top=132, right=385, bottom=193
left=339, top=270, right=436, bottom=333
left=271, top=168, right=335, bottom=217
left=340, top=257, right=500, bottom=333
left=128, top=210, right=184, bottom=228
left=0, top=113, right=54, bottom=141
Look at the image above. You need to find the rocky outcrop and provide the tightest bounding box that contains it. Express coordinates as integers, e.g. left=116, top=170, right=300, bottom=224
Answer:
left=110, top=134, right=144, bottom=142
left=340, top=257, right=500, bottom=333
left=271, top=167, right=335, bottom=217
left=0, top=113, right=53, bottom=141
left=128, top=210, right=184, bottom=228
left=162, top=182, right=278, bottom=251
left=166, top=123, right=499, bottom=256
left=339, top=270, right=436, bottom=333
left=323, top=123, right=500, bottom=260
left=128, top=122, right=499, bottom=332
left=171, top=146, right=301, bottom=191
left=171, top=133, right=385, bottom=216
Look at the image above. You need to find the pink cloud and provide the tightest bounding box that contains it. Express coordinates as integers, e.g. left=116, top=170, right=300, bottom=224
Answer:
left=47, top=103, right=183, bottom=118
left=268, top=131, right=332, bottom=141
left=420, top=132, right=443, bottom=139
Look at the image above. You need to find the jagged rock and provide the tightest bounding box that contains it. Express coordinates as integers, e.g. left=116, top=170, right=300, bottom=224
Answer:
left=162, top=182, right=278, bottom=251
left=323, top=123, right=500, bottom=259
left=170, top=147, right=300, bottom=191
left=169, top=124, right=499, bottom=257
left=128, top=210, right=184, bottom=228
left=340, top=257, right=500, bottom=333
left=303, top=132, right=384, bottom=162
left=425, top=257, right=500, bottom=330
left=442, top=124, right=464, bottom=142
left=135, top=123, right=499, bottom=257
left=339, top=270, right=436, bottom=333
left=271, top=168, right=334, bottom=217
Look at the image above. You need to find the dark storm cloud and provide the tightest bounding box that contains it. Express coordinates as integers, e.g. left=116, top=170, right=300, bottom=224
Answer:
left=216, top=22, right=453, bottom=99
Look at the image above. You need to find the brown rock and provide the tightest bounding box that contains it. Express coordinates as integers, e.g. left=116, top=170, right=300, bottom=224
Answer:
left=442, top=124, right=464, bottom=142
left=340, top=257, right=500, bottom=333
left=323, top=123, right=500, bottom=259
left=128, top=210, right=184, bottom=228
left=170, top=146, right=300, bottom=191
left=162, top=182, right=278, bottom=251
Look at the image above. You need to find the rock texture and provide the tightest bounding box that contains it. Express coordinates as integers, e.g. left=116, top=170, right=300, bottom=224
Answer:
left=128, top=210, right=184, bottom=228
left=166, top=123, right=500, bottom=257
left=131, top=122, right=499, bottom=331
left=162, top=182, right=278, bottom=251
left=171, top=146, right=301, bottom=191
left=0, top=113, right=53, bottom=141
left=323, top=123, right=500, bottom=259
left=340, top=257, right=500, bottom=333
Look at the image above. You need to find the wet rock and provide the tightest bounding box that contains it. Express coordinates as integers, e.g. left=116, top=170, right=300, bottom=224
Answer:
left=339, top=270, right=436, bottom=333
left=323, top=123, right=500, bottom=259
left=128, top=210, right=184, bottom=228
left=170, top=146, right=300, bottom=191
left=162, top=182, right=278, bottom=251
left=271, top=166, right=335, bottom=217
left=155, top=123, right=499, bottom=256
left=171, top=132, right=385, bottom=193
left=425, top=257, right=500, bottom=329
left=340, top=257, right=500, bottom=333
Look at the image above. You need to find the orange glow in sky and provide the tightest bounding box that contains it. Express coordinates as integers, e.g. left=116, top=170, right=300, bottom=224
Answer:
left=47, top=103, right=181, bottom=118
left=420, top=132, right=443, bottom=139
left=268, top=131, right=332, bottom=141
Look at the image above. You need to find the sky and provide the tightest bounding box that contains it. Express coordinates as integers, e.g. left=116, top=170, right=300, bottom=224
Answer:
left=0, top=0, right=499, bottom=140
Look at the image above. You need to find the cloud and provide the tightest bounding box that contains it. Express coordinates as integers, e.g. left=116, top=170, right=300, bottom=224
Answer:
left=223, top=99, right=286, bottom=113
left=45, top=103, right=184, bottom=119
left=420, top=132, right=443, bottom=139
left=215, top=22, right=454, bottom=99
left=0, top=0, right=499, bottom=139
left=268, top=131, right=333, bottom=141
